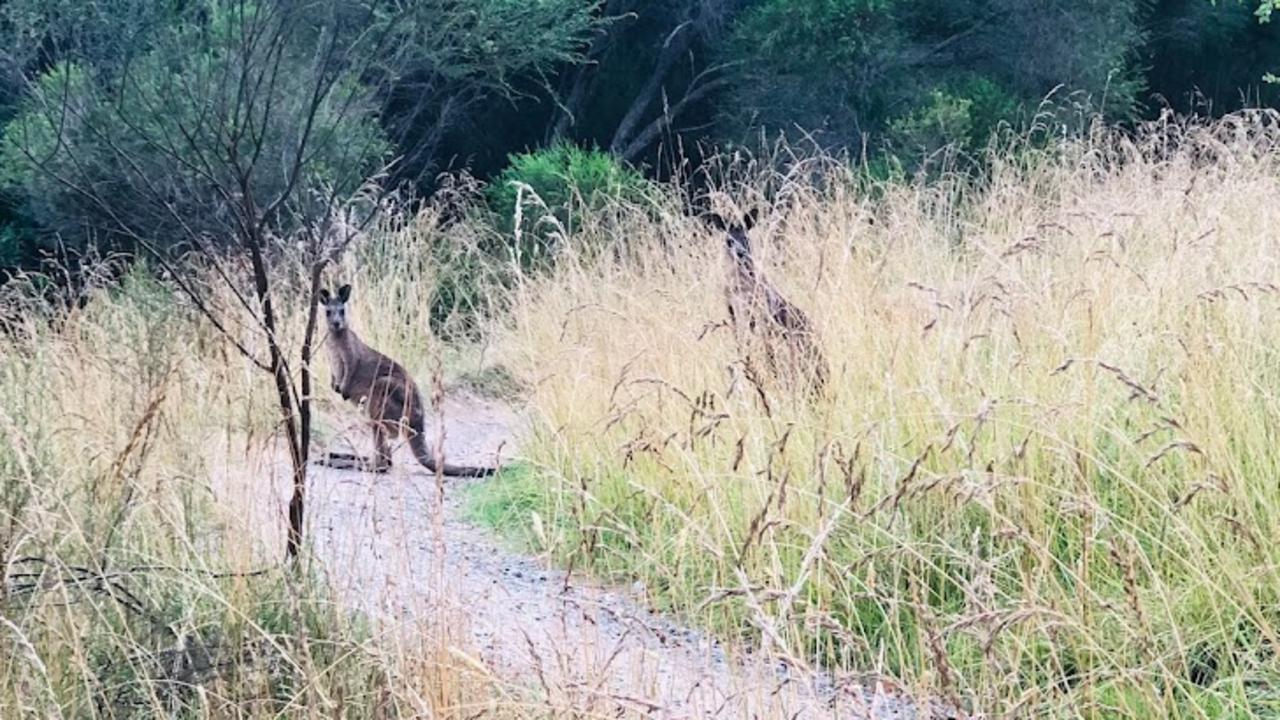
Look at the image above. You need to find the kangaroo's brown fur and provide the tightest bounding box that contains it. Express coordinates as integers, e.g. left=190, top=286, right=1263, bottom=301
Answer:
left=711, top=210, right=828, bottom=396
left=317, top=285, right=496, bottom=477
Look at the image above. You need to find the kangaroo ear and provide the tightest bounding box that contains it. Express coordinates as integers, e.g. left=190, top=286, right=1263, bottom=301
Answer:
left=337, top=284, right=351, bottom=303
left=742, top=208, right=760, bottom=231
left=318, top=288, right=331, bottom=304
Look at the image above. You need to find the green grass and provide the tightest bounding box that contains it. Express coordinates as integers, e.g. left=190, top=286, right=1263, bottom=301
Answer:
left=464, top=461, right=548, bottom=551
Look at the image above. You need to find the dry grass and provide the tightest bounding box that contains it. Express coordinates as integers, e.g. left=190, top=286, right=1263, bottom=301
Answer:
left=7, top=113, right=1280, bottom=719
left=491, top=114, right=1280, bottom=718
left=0, top=229, right=514, bottom=716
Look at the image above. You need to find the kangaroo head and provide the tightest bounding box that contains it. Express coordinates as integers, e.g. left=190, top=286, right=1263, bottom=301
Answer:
left=707, top=208, right=760, bottom=266
left=318, top=284, right=352, bottom=333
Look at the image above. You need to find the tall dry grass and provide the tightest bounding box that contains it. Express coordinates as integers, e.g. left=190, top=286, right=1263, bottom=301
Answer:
left=0, top=212, right=517, bottom=716
left=492, top=114, right=1280, bottom=717
left=8, top=111, right=1280, bottom=719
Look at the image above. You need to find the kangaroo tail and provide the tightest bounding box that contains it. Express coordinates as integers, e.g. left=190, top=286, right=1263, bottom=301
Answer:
left=407, top=406, right=499, bottom=478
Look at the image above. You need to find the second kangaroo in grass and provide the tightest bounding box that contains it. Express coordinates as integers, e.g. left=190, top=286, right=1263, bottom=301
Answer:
left=710, top=209, right=829, bottom=396
left=318, top=284, right=496, bottom=477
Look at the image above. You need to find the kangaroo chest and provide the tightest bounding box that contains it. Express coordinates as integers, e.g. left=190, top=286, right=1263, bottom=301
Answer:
left=728, top=272, right=799, bottom=332
left=326, top=339, right=349, bottom=381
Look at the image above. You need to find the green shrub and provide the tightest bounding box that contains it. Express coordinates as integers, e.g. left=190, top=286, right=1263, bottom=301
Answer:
left=0, top=225, right=22, bottom=270
left=427, top=144, right=653, bottom=336
left=485, top=143, right=651, bottom=269
left=885, top=90, right=978, bottom=159
left=883, top=76, right=1023, bottom=163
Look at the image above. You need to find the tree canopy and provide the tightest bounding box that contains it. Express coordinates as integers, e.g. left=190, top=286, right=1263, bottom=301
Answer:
left=0, top=0, right=1278, bottom=269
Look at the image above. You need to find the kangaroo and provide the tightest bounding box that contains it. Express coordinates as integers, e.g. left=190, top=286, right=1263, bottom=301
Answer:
left=710, top=209, right=829, bottom=396
left=317, top=284, right=496, bottom=477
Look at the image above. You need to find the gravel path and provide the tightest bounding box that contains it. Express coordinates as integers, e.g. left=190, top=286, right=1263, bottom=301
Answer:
left=212, top=392, right=951, bottom=719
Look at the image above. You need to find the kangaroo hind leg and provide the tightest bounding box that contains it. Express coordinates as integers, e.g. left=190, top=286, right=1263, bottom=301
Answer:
left=368, top=376, right=411, bottom=473
left=365, top=423, right=392, bottom=473
left=314, top=386, right=396, bottom=474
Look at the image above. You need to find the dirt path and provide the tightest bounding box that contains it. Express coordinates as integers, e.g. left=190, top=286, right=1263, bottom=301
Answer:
left=213, top=392, right=949, bottom=719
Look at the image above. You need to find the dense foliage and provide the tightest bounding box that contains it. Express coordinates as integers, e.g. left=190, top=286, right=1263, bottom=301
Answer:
left=428, top=144, right=649, bottom=333
left=486, top=143, right=651, bottom=255
left=0, top=0, right=1277, bottom=270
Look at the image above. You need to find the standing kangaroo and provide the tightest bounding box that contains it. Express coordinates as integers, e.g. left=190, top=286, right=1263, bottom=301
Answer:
left=317, top=284, right=496, bottom=477
left=710, top=210, right=829, bottom=396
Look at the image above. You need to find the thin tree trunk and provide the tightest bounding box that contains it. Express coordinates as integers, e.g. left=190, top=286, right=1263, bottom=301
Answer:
left=618, top=73, right=731, bottom=162
left=609, top=21, right=697, bottom=155
left=297, top=258, right=326, bottom=519
left=240, top=217, right=307, bottom=562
